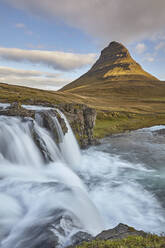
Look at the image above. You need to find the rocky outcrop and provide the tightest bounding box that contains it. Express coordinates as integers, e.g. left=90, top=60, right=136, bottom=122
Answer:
left=68, top=224, right=147, bottom=247
left=57, top=103, right=98, bottom=148
left=70, top=231, right=93, bottom=246
left=95, top=223, right=146, bottom=240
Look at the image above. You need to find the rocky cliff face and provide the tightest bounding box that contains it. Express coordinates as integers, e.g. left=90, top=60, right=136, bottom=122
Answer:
left=58, top=103, right=97, bottom=148
left=61, top=41, right=158, bottom=91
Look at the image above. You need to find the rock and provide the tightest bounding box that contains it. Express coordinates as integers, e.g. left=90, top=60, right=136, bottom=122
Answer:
left=95, top=223, right=146, bottom=240
left=0, top=102, right=35, bottom=118
left=58, top=103, right=98, bottom=148
left=67, top=224, right=147, bottom=248
left=153, top=128, right=165, bottom=136
left=31, top=121, right=54, bottom=162
left=37, top=110, right=67, bottom=144
left=70, top=231, right=93, bottom=246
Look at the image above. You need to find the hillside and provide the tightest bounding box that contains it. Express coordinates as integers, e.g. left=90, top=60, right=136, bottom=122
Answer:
left=0, top=41, right=165, bottom=139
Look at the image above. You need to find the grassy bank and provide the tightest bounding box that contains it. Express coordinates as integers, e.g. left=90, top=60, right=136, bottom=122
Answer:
left=75, top=235, right=165, bottom=248
left=94, top=111, right=165, bottom=139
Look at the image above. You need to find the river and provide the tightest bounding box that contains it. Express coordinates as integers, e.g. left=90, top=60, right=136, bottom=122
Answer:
left=0, top=105, right=164, bottom=247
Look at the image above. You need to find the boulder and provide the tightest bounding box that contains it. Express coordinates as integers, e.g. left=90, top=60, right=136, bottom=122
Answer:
left=95, top=223, right=146, bottom=240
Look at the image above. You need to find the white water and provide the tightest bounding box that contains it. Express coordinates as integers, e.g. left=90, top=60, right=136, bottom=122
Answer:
left=0, top=107, right=165, bottom=248
left=0, top=112, right=103, bottom=248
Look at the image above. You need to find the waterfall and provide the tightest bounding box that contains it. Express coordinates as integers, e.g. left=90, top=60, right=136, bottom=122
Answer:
left=1, top=104, right=164, bottom=248
left=56, top=109, right=81, bottom=170
left=0, top=107, right=104, bottom=248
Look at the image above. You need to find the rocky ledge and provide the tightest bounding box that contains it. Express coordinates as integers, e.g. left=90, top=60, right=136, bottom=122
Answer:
left=0, top=102, right=98, bottom=149
left=37, top=223, right=148, bottom=248
left=69, top=223, right=146, bottom=247
left=57, top=103, right=98, bottom=148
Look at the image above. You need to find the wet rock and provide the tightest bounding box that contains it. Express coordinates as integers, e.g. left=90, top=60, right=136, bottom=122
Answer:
left=153, top=128, right=165, bottom=136
left=37, top=110, right=67, bottom=144
left=71, top=231, right=93, bottom=246
left=67, top=224, right=147, bottom=248
left=31, top=121, right=54, bottom=162
left=95, top=223, right=146, bottom=240
left=58, top=103, right=98, bottom=148
left=0, top=102, right=35, bottom=118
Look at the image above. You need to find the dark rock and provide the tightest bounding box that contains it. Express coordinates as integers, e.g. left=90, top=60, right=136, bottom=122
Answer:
left=0, top=102, right=35, bottom=118
left=71, top=231, right=93, bottom=246
left=95, top=223, right=146, bottom=240
left=58, top=103, right=98, bottom=148
left=31, top=121, right=54, bottom=162
left=37, top=110, right=67, bottom=144
left=67, top=224, right=147, bottom=248
left=153, top=128, right=165, bottom=136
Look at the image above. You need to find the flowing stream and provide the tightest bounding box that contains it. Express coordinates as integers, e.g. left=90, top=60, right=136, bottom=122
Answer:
left=0, top=105, right=165, bottom=247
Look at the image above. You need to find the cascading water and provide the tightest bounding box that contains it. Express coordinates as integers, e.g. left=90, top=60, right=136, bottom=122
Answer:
left=0, top=108, right=103, bottom=248
left=0, top=105, right=165, bottom=248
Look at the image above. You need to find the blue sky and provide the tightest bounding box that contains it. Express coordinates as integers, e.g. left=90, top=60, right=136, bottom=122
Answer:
left=0, top=0, right=165, bottom=90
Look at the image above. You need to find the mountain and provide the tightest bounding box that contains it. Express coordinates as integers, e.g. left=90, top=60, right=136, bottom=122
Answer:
left=61, top=41, right=158, bottom=91
left=0, top=41, right=165, bottom=140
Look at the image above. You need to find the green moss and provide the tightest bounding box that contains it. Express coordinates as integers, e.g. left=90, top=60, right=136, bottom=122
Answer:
left=75, top=235, right=165, bottom=248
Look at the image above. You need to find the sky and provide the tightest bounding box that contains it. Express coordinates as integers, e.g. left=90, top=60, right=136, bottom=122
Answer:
left=0, top=0, right=165, bottom=90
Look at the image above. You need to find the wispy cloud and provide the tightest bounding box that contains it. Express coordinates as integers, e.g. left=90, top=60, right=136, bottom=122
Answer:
left=142, top=54, right=155, bottom=63
left=0, top=47, right=97, bottom=71
left=0, top=66, right=70, bottom=90
left=14, top=22, right=33, bottom=36
left=15, top=23, right=25, bottom=29
left=0, top=66, right=59, bottom=78
left=135, top=43, right=146, bottom=54
left=155, top=41, right=165, bottom=51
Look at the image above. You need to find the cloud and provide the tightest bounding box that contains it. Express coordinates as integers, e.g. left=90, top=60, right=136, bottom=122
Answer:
left=0, top=47, right=97, bottom=71
left=0, top=66, right=70, bottom=90
left=155, top=41, right=165, bottom=51
left=14, top=22, right=33, bottom=36
left=4, top=0, right=165, bottom=44
left=0, top=66, right=60, bottom=78
left=142, top=54, right=155, bottom=63
left=15, top=23, right=25, bottom=29
left=135, top=43, right=146, bottom=54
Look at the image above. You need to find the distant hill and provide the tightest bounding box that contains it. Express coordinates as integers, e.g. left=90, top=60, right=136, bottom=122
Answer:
left=61, top=41, right=158, bottom=91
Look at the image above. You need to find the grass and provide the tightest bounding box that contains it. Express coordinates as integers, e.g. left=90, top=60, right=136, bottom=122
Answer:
left=75, top=235, right=165, bottom=248
left=94, top=111, right=165, bottom=139
left=1, top=80, right=165, bottom=140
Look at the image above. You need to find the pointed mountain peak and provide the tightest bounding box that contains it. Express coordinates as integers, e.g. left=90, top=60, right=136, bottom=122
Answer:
left=101, top=41, right=129, bottom=56
left=61, top=41, right=158, bottom=91
left=91, top=41, right=132, bottom=72
left=89, top=41, right=157, bottom=81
